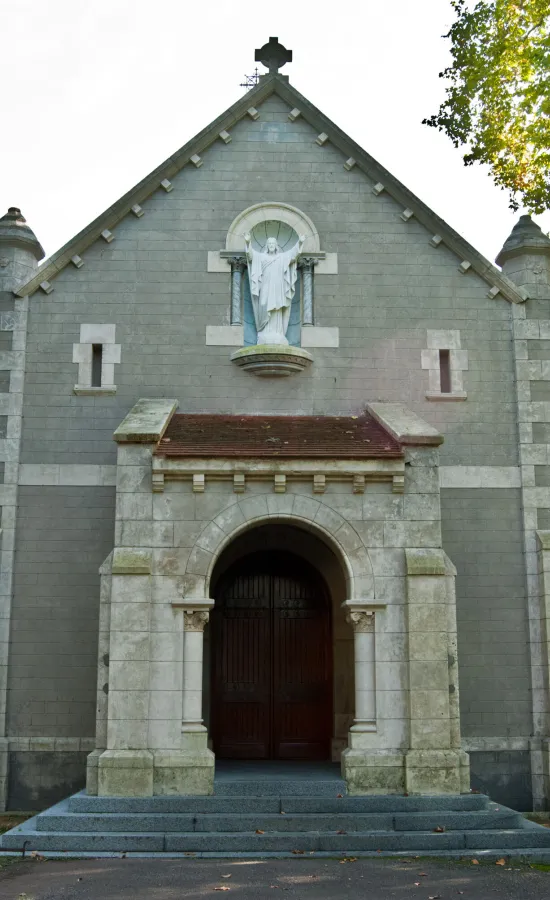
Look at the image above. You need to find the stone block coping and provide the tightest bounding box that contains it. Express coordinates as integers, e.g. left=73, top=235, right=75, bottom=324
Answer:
left=114, top=399, right=178, bottom=444
left=367, top=403, right=443, bottom=446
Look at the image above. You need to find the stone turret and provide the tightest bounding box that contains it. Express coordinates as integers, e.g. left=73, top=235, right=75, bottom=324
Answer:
left=496, top=214, right=550, bottom=300
left=0, top=207, right=44, bottom=293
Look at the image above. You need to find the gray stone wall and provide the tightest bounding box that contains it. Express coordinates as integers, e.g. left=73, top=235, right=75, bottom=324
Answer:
left=7, top=750, right=88, bottom=811
left=9, top=89, right=532, bottom=805
left=7, top=486, right=115, bottom=738
left=469, top=750, right=532, bottom=811
left=20, top=94, right=517, bottom=468
left=441, top=488, right=531, bottom=737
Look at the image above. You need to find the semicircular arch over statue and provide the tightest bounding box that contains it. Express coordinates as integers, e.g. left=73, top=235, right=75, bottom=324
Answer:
left=225, top=202, right=321, bottom=253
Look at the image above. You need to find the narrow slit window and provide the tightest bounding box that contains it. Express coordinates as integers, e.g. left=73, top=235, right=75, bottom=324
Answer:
left=439, top=349, right=451, bottom=393
left=91, top=344, right=103, bottom=387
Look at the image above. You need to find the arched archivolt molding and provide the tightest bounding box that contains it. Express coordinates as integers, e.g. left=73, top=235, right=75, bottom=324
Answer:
left=183, top=498, right=375, bottom=603
left=225, top=202, right=320, bottom=253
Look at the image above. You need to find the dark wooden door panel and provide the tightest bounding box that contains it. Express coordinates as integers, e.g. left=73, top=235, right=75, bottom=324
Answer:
left=212, top=552, right=331, bottom=761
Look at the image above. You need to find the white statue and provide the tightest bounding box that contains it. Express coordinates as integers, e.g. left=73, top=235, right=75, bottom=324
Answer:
left=244, top=232, right=305, bottom=345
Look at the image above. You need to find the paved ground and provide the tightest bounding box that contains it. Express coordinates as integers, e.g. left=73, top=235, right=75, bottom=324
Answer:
left=0, top=857, right=548, bottom=900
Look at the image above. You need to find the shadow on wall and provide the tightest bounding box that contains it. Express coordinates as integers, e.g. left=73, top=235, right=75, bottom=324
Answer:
left=8, top=751, right=88, bottom=811
left=469, top=751, right=533, bottom=812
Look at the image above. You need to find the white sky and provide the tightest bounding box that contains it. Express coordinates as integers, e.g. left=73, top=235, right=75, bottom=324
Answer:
left=3, top=0, right=549, bottom=263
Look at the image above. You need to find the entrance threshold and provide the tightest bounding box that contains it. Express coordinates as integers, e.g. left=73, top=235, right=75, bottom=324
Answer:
left=214, top=761, right=346, bottom=797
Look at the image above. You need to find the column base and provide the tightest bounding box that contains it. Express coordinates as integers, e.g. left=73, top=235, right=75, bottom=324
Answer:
left=341, top=749, right=405, bottom=794
left=153, top=749, right=215, bottom=796
left=86, top=749, right=103, bottom=796
left=459, top=749, right=471, bottom=794
left=97, top=750, right=153, bottom=797
left=0, top=738, right=8, bottom=811
left=405, top=749, right=464, bottom=794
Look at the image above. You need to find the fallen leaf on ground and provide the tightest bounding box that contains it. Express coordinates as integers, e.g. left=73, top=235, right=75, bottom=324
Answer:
left=495, top=858, right=506, bottom=866
left=471, top=859, right=479, bottom=865
left=336, top=793, right=343, bottom=798
left=292, top=849, right=305, bottom=855
left=339, top=857, right=357, bottom=863
left=255, top=829, right=265, bottom=834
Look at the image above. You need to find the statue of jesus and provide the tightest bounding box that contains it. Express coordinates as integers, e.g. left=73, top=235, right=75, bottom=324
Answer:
left=244, top=231, right=305, bottom=345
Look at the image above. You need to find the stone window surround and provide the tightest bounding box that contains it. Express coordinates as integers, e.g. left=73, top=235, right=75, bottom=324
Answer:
left=73, top=324, right=120, bottom=395
left=421, top=329, right=468, bottom=401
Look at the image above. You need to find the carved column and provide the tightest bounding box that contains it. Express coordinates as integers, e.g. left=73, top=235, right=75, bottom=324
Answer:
left=299, top=258, right=317, bottom=326
left=229, top=256, right=246, bottom=325
left=346, top=610, right=376, bottom=732
left=182, top=610, right=209, bottom=733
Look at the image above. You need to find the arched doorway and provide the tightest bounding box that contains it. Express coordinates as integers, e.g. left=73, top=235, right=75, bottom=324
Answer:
left=211, top=550, right=332, bottom=761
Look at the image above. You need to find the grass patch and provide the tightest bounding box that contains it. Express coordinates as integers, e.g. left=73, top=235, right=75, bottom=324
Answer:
left=524, top=812, right=550, bottom=828
left=0, top=815, right=32, bottom=835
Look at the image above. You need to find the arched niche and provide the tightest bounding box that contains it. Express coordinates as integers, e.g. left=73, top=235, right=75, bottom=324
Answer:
left=225, top=202, right=320, bottom=253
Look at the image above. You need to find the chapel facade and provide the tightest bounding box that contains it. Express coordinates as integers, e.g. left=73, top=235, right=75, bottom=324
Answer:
left=1, top=41, right=550, bottom=812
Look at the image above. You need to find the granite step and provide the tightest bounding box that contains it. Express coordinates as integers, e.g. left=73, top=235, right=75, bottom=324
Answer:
left=3, top=826, right=550, bottom=854
left=3, top=792, right=549, bottom=857
left=35, top=810, right=521, bottom=834
left=211, top=778, right=347, bottom=796
left=67, top=790, right=490, bottom=815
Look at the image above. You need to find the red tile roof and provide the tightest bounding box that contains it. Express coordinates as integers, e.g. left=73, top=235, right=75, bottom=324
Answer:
left=155, top=413, right=403, bottom=459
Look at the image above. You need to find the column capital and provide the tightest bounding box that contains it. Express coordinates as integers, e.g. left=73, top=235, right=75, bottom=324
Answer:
left=183, top=610, right=209, bottom=632
left=225, top=253, right=247, bottom=270
left=346, top=610, right=375, bottom=633
left=298, top=256, right=318, bottom=269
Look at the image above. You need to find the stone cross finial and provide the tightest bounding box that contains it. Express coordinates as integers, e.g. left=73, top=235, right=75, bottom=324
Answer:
left=255, top=37, right=292, bottom=75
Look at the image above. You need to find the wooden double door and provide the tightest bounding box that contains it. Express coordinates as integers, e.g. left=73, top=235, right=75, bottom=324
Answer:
left=211, top=552, right=332, bottom=760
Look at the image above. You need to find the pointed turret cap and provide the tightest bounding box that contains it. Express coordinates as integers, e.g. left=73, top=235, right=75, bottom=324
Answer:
left=496, top=214, right=550, bottom=266
left=0, top=208, right=44, bottom=261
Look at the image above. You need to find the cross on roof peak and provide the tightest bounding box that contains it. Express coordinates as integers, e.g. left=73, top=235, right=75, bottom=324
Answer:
left=255, top=37, right=292, bottom=75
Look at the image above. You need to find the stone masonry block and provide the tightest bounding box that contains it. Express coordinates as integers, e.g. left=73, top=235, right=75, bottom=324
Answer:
left=405, top=549, right=446, bottom=576
left=384, top=521, right=441, bottom=548
left=117, top=493, right=153, bottom=521
left=313, top=503, right=346, bottom=535
left=111, top=548, right=152, bottom=575
left=407, top=605, right=448, bottom=634
left=196, top=521, right=226, bottom=554
left=186, top=545, right=213, bottom=577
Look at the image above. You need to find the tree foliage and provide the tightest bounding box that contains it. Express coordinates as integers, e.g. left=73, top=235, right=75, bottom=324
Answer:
left=424, top=0, right=550, bottom=213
